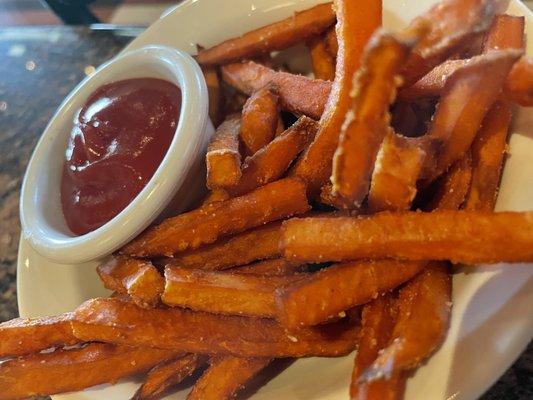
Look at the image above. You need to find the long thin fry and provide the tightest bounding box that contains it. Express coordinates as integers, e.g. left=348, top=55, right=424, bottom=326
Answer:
left=275, top=260, right=425, bottom=329
left=188, top=356, right=271, bottom=400
left=162, top=266, right=303, bottom=317
left=240, top=87, right=279, bottom=155
left=325, top=26, right=338, bottom=57
left=234, top=258, right=305, bottom=276
left=0, top=343, right=179, bottom=400
left=97, top=256, right=164, bottom=307
left=166, top=221, right=281, bottom=271
left=196, top=3, right=335, bottom=65
left=201, top=189, right=230, bottom=206
left=206, top=115, right=242, bottom=190
left=202, top=65, right=222, bottom=126
left=307, top=35, right=336, bottom=81
left=291, top=0, right=382, bottom=195
left=281, top=211, right=533, bottom=264
left=221, top=61, right=330, bottom=119
left=122, top=177, right=309, bottom=257
left=132, top=354, right=202, bottom=400
left=71, top=298, right=360, bottom=358
left=0, top=314, right=78, bottom=359
left=367, top=133, right=426, bottom=213
left=228, top=116, right=317, bottom=197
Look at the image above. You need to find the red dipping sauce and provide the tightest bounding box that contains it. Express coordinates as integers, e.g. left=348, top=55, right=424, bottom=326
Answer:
left=61, top=78, right=181, bottom=235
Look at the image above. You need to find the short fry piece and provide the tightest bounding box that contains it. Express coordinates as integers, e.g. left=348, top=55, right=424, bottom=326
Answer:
left=228, top=116, right=317, bottom=197
left=132, top=354, right=202, bottom=400
left=331, top=32, right=418, bottom=208
left=241, top=87, right=279, bottom=155
left=281, top=211, right=533, bottom=264
left=221, top=61, right=330, bottom=119
left=484, top=14, right=525, bottom=51
left=307, top=35, right=336, bottom=81
left=197, top=3, right=335, bottom=65
left=276, top=260, right=425, bottom=328
left=234, top=258, right=305, bottom=276
left=0, top=343, right=179, bottom=400
left=167, top=222, right=281, bottom=271
left=188, top=356, right=270, bottom=400
left=206, top=115, right=242, bottom=190
left=122, top=177, right=310, bottom=257
left=292, top=0, right=382, bottom=194
left=162, top=266, right=303, bottom=317
left=71, top=298, right=360, bottom=358
left=367, top=133, right=426, bottom=213
left=97, top=256, right=164, bottom=307
left=0, top=314, right=78, bottom=358
left=505, top=56, right=533, bottom=106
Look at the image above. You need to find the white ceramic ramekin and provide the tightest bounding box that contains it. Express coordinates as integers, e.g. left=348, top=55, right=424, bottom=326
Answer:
left=20, top=45, right=213, bottom=264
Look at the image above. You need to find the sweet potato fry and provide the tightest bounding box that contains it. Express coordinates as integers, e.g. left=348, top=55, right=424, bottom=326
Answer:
left=465, top=101, right=511, bottom=211
left=331, top=31, right=417, bottom=208
left=71, top=298, right=360, bottom=358
left=367, top=133, right=426, bottom=213
left=291, top=0, right=382, bottom=195
left=424, top=152, right=473, bottom=211
left=122, top=177, right=309, bottom=257
left=221, top=61, right=330, bottom=119
left=240, top=86, right=279, bottom=155
left=0, top=314, right=78, bottom=358
left=202, top=65, right=222, bottom=126
left=132, top=354, right=202, bottom=400
left=234, top=258, right=305, bottom=276
left=276, top=260, right=425, bottom=328
left=162, top=266, right=303, bottom=317
left=206, top=115, right=242, bottom=190
left=188, top=356, right=271, bottom=400
left=350, top=294, right=406, bottom=400
left=201, top=189, right=230, bottom=206
left=228, top=116, right=317, bottom=197
left=166, top=221, right=281, bottom=271
left=97, top=256, right=164, bottom=307
left=360, top=263, right=451, bottom=381
left=484, top=14, right=525, bottom=51
left=325, top=26, right=338, bottom=58
left=421, top=50, right=521, bottom=183
left=0, top=343, right=179, bottom=400
left=307, top=35, right=336, bottom=81
left=281, top=211, right=533, bottom=264
left=196, top=3, right=335, bottom=65
left=505, top=56, right=533, bottom=106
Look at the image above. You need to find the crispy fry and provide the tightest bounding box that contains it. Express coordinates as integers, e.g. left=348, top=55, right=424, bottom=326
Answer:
left=360, top=263, right=451, bottom=381
left=367, top=133, right=426, bottom=213
left=281, top=211, right=533, bottom=264
left=166, top=221, right=281, bottom=271
left=196, top=3, right=335, bottom=65
left=201, top=189, right=230, bottom=206
left=466, top=101, right=511, bottom=211
left=202, top=65, right=222, bottom=126
left=122, top=177, right=309, bottom=257
left=206, top=115, right=242, bottom=190
left=188, top=356, right=270, bottom=400
left=421, top=50, right=521, bottom=183
left=276, top=260, right=425, bottom=328
left=132, top=354, right=202, bottom=400
left=240, top=87, right=279, bottom=155
left=228, top=116, right=317, bottom=197
left=234, top=258, right=305, bottom=276
left=71, top=298, right=360, bottom=358
left=291, top=0, right=382, bottom=195
left=162, top=266, right=303, bottom=317
left=505, top=56, right=533, bottom=106
left=307, top=35, right=336, bottom=81
left=424, top=152, right=473, bottom=211
left=331, top=32, right=418, bottom=208
left=401, top=0, right=506, bottom=86
left=221, top=61, right=330, bottom=119
left=0, top=343, right=179, bottom=400
left=0, top=314, right=78, bottom=358
left=97, top=256, right=164, bottom=308
left=350, top=294, right=406, bottom=400
left=325, top=26, right=338, bottom=57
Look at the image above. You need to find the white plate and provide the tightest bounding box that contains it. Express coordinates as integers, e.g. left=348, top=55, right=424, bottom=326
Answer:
left=17, top=1, right=533, bottom=399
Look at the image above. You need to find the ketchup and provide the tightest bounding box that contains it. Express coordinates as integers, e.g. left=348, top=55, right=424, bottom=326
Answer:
left=61, top=78, right=181, bottom=235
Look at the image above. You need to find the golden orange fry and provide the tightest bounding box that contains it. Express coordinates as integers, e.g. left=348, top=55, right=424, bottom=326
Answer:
left=122, top=177, right=310, bottom=257
left=325, top=26, right=338, bottom=57
left=505, top=56, right=533, bottom=106
left=196, top=3, right=335, bottom=65
left=202, top=65, right=223, bottom=126
left=234, top=258, right=305, bottom=276
left=307, top=35, right=336, bottom=81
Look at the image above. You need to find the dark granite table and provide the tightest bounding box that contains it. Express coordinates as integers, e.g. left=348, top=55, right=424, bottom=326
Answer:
left=0, top=26, right=531, bottom=399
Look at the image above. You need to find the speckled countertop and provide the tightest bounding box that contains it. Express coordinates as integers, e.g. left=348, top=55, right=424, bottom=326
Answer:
left=0, top=26, right=531, bottom=399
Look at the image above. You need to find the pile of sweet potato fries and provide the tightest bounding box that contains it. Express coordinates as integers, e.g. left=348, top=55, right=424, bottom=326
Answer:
left=2, top=0, right=533, bottom=399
